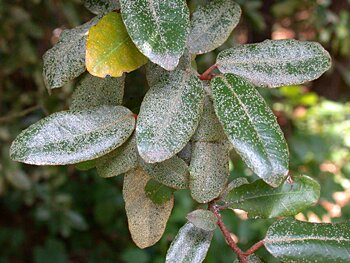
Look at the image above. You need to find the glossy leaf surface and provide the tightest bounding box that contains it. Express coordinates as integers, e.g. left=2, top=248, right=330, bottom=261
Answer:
left=223, top=175, right=320, bottom=218
left=141, top=156, right=189, bottom=189
left=70, top=73, right=124, bottom=110
left=137, top=69, right=204, bottom=163
left=145, top=179, right=174, bottom=205
left=43, top=17, right=99, bottom=89
left=217, top=39, right=332, bottom=88
left=120, top=0, right=190, bottom=70
left=84, top=0, right=120, bottom=14
left=211, top=74, right=289, bottom=186
left=123, top=167, right=173, bottom=248
left=187, top=0, right=241, bottom=54
left=265, top=218, right=350, bottom=263
left=96, top=134, right=138, bottom=178
left=10, top=106, right=135, bottom=165
left=190, top=141, right=229, bottom=203
left=86, top=12, right=147, bottom=78
left=186, top=210, right=217, bottom=231
left=166, top=222, right=213, bottom=263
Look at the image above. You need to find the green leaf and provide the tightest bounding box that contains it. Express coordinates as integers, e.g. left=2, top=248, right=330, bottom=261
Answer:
left=145, top=179, right=174, bottom=205
left=211, top=74, right=289, bottom=187
left=193, top=95, right=227, bottom=142
left=187, top=0, right=241, bottom=54
left=216, top=39, right=332, bottom=88
left=10, top=106, right=135, bottom=165
left=223, top=175, right=320, bottom=218
left=70, top=73, right=125, bottom=110
left=190, top=141, right=230, bottom=203
left=43, top=17, right=100, bottom=89
left=86, top=12, right=147, bottom=78
left=96, top=134, right=138, bottom=178
left=137, top=69, right=204, bottom=163
left=123, top=167, right=174, bottom=248
left=140, top=156, right=189, bottom=190
left=265, top=218, right=350, bottom=263
left=75, top=160, right=96, bottom=171
left=120, top=0, right=190, bottom=70
left=84, top=0, right=120, bottom=14
left=166, top=222, right=213, bottom=263
left=233, top=255, right=263, bottom=263
left=186, top=210, right=217, bottom=231
left=220, top=177, right=249, bottom=199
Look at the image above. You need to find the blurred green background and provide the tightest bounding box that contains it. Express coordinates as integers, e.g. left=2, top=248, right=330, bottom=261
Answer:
left=1, top=0, right=350, bottom=262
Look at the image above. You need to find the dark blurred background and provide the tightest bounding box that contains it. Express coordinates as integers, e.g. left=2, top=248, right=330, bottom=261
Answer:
left=1, top=0, right=350, bottom=262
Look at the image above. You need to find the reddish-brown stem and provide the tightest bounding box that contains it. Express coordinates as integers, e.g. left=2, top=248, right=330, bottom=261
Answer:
left=242, top=240, right=265, bottom=256
left=199, top=64, right=218, bottom=80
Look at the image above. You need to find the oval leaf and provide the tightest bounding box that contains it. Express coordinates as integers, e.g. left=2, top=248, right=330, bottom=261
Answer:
left=123, top=167, right=174, bottom=248
left=140, top=156, right=189, bottom=190
left=10, top=106, right=135, bottom=165
left=186, top=210, right=217, bottom=231
left=70, top=73, right=125, bottom=110
left=265, top=218, right=350, bottom=263
left=211, top=74, right=289, bottom=187
left=43, top=16, right=100, bottom=89
left=217, top=39, right=332, bottom=88
left=86, top=12, right=147, bottom=78
left=136, top=69, right=204, bottom=163
left=120, top=0, right=190, bottom=70
left=75, top=160, right=96, bottom=171
left=145, top=179, right=174, bottom=205
left=187, top=0, right=241, bottom=54
left=84, top=0, right=120, bottom=14
left=96, top=134, right=138, bottom=178
left=223, top=175, right=320, bottom=218
left=190, top=141, right=230, bottom=203
left=166, top=222, right=213, bottom=263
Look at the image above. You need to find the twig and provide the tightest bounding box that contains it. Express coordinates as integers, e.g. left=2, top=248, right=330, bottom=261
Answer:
left=0, top=105, right=41, bottom=124
left=199, top=64, right=218, bottom=80
left=242, top=240, right=265, bottom=256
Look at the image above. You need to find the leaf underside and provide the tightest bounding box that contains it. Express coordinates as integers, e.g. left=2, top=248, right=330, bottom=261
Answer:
left=84, top=0, right=120, bottom=15
left=186, top=209, right=217, bottom=232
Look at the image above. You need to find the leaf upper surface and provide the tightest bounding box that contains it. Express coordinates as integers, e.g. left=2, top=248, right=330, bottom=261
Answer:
left=10, top=106, right=135, bottom=165
left=43, top=16, right=100, bottom=89
left=123, top=167, right=174, bottom=248
left=86, top=12, right=147, bottom=78
left=166, top=222, right=213, bottom=263
left=137, top=69, right=204, bottom=163
left=187, top=0, right=241, bottom=54
left=186, top=210, right=217, bottom=231
left=265, top=218, right=350, bottom=263
left=217, top=39, right=332, bottom=88
left=84, top=0, right=120, bottom=14
left=120, top=0, right=190, bottom=70
left=211, top=74, right=289, bottom=187
left=145, top=179, right=174, bottom=205
left=223, top=175, right=320, bottom=218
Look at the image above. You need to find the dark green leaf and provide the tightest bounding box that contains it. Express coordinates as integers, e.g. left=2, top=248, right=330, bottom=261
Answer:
left=137, top=69, right=204, bottom=163
left=233, top=254, right=263, bottom=263
left=186, top=210, right=217, bottom=231
left=75, top=160, right=96, bottom=171
left=43, top=17, right=100, bottom=89
left=145, top=179, right=174, bottom=205
left=10, top=106, right=135, bottom=165
left=223, top=175, right=320, bottom=218
left=84, top=0, right=120, bottom=14
left=187, top=0, right=241, bottom=54
left=217, top=39, right=332, bottom=88
left=120, top=0, right=190, bottom=70
left=166, top=222, right=213, bottom=263
left=265, top=218, right=350, bottom=263
left=211, top=74, right=289, bottom=187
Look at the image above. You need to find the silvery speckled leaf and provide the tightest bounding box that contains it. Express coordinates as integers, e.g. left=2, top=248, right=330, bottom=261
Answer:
left=223, top=175, right=320, bottom=218
left=211, top=74, right=289, bottom=187
left=145, top=179, right=174, bottom=205
left=120, top=0, right=190, bottom=70
left=186, top=210, right=217, bottom=231
left=137, top=69, right=204, bottom=163
left=10, top=106, right=135, bottom=165
left=123, top=167, right=174, bottom=249
left=265, top=218, right=350, bottom=263
left=187, top=0, right=241, bottom=54
left=233, top=255, right=263, bottom=263
left=140, top=155, right=189, bottom=189
left=70, top=73, right=125, bottom=110
left=217, top=39, right=332, bottom=88
left=43, top=16, right=100, bottom=89
left=96, top=134, right=138, bottom=178
left=189, top=141, right=230, bottom=203
left=166, top=222, right=213, bottom=263
left=84, top=0, right=120, bottom=14
left=193, top=95, right=227, bottom=142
